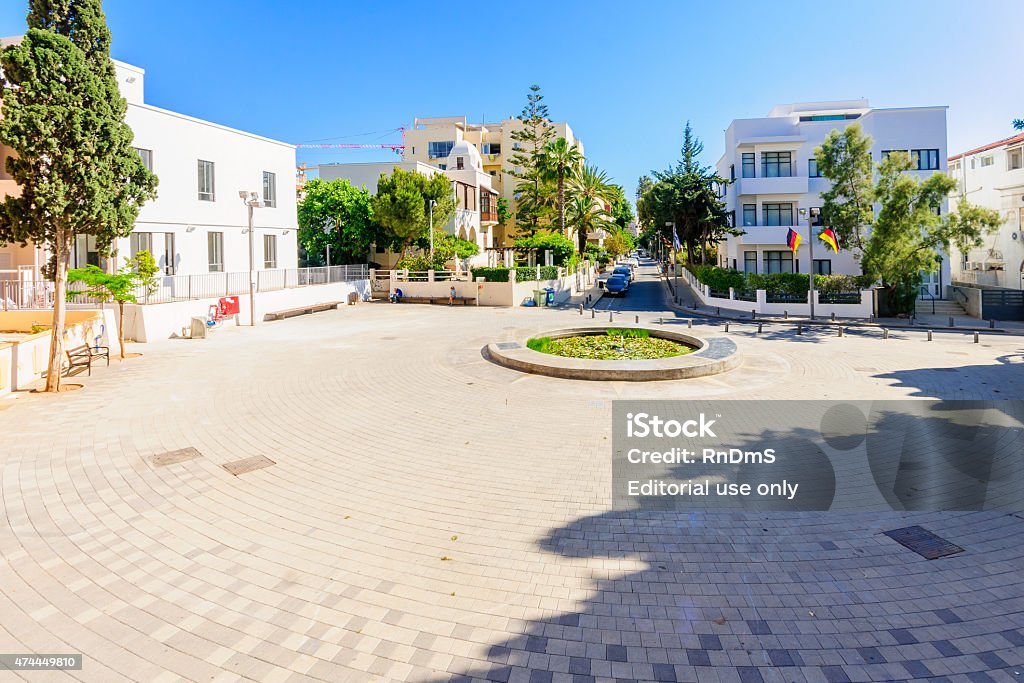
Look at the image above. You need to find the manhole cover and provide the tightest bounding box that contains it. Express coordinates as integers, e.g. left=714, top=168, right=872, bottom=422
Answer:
left=495, top=342, right=520, bottom=350
left=883, top=525, right=964, bottom=560
left=150, top=447, right=202, bottom=467
left=222, top=455, right=276, bottom=476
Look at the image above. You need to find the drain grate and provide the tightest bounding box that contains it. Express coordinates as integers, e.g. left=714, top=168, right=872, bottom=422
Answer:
left=883, top=525, right=964, bottom=560
left=150, top=447, right=202, bottom=467
left=222, top=455, right=276, bottom=476
left=495, top=342, right=520, bottom=350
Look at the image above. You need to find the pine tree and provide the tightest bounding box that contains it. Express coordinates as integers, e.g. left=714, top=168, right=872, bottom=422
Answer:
left=0, top=0, right=158, bottom=391
left=507, top=85, right=556, bottom=236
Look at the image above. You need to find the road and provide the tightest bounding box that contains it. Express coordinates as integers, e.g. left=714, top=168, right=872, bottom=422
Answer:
left=593, top=257, right=692, bottom=314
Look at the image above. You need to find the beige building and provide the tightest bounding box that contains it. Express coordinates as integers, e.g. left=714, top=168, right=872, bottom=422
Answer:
left=403, top=116, right=583, bottom=247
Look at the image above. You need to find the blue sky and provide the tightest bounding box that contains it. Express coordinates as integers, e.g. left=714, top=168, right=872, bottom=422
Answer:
left=2, top=0, right=1022, bottom=201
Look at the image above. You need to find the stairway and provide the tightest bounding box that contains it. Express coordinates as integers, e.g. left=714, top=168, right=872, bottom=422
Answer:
left=915, top=297, right=966, bottom=316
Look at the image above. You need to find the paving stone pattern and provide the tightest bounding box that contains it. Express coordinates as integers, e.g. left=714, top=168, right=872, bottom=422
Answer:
left=1, top=273, right=1023, bottom=682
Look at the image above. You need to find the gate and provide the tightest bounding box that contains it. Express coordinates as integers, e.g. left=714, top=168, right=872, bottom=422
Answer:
left=982, top=288, right=1024, bottom=321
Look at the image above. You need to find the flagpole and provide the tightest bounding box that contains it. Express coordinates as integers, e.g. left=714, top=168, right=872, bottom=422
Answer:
left=807, top=210, right=816, bottom=320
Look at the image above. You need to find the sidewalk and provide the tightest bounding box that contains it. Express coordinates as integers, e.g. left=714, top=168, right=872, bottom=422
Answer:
left=664, top=275, right=1024, bottom=334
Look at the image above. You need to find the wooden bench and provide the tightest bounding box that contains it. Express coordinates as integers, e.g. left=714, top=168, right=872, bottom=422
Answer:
left=392, top=296, right=475, bottom=306
left=66, top=344, right=110, bottom=376
left=263, top=301, right=341, bottom=321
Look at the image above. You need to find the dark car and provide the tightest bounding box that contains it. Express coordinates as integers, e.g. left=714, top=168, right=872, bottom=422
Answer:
left=605, top=274, right=629, bottom=295
left=612, top=266, right=633, bottom=282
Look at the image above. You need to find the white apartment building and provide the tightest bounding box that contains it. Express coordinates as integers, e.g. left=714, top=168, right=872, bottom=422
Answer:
left=715, top=99, right=949, bottom=295
left=0, top=43, right=298, bottom=283
left=319, top=140, right=500, bottom=268
left=948, top=132, right=1024, bottom=289
left=403, top=115, right=583, bottom=246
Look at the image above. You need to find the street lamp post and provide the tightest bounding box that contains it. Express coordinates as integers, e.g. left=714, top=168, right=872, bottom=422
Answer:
left=666, top=221, right=678, bottom=294
left=800, top=207, right=820, bottom=320
left=239, top=191, right=262, bottom=326
left=429, top=199, right=437, bottom=261
left=322, top=217, right=337, bottom=267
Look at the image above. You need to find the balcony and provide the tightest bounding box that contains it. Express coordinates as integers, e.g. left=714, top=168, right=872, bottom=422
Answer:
left=738, top=176, right=808, bottom=195
left=480, top=210, right=498, bottom=223
left=733, top=226, right=802, bottom=246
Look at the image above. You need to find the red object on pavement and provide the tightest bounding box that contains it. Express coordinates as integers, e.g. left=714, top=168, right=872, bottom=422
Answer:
left=219, top=296, right=240, bottom=316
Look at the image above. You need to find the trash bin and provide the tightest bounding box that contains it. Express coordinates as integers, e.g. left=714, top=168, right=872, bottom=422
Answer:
left=544, top=287, right=555, bottom=306
left=533, top=289, right=546, bottom=307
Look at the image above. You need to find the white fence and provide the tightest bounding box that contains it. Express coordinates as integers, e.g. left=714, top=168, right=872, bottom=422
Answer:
left=1, top=264, right=368, bottom=311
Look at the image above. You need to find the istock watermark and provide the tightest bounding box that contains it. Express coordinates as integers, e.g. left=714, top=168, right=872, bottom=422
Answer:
left=612, top=400, right=1024, bottom=512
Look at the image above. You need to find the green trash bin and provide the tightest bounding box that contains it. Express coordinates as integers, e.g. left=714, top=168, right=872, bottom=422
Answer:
left=533, top=289, right=546, bottom=307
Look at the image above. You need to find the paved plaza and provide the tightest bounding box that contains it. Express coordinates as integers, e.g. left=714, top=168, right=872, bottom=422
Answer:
left=1, top=264, right=1023, bottom=682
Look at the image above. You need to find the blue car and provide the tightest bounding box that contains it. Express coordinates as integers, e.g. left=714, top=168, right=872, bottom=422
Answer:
left=605, top=274, right=629, bottom=296
left=612, top=266, right=633, bottom=282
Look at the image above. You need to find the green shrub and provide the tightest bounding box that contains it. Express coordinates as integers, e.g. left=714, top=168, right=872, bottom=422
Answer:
left=515, top=265, right=560, bottom=282
left=690, top=265, right=746, bottom=292
left=469, top=267, right=511, bottom=282
left=606, top=328, right=650, bottom=338
left=526, top=337, right=553, bottom=353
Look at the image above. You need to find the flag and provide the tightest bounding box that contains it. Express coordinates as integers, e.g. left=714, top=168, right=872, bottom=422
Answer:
left=786, top=228, right=802, bottom=253
left=819, top=227, right=840, bottom=253
left=672, top=229, right=681, bottom=253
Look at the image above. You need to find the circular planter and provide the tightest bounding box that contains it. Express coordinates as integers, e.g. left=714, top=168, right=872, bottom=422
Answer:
left=486, top=326, right=741, bottom=381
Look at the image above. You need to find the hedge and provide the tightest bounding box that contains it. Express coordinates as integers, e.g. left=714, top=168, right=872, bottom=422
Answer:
left=469, top=267, right=510, bottom=282
left=690, top=265, right=873, bottom=296
left=515, top=265, right=560, bottom=282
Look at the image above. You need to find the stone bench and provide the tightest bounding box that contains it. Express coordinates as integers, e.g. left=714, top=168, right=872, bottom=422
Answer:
left=263, top=301, right=341, bottom=321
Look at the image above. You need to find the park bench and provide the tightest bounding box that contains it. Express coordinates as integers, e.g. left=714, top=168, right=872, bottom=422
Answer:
left=392, top=296, right=475, bottom=306
left=263, top=301, right=341, bottom=321
left=65, top=343, right=110, bottom=376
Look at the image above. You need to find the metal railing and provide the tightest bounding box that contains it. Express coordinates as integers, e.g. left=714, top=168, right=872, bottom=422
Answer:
left=919, top=285, right=936, bottom=314
left=1, top=264, right=368, bottom=310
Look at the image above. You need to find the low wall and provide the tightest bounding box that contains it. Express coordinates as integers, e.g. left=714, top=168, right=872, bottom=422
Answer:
left=948, top=285, right=983, bottom=318
left=0, top=309, right=115, bottom=394
left=122, top=280, right=371, bottom=342
left=387, top=268, right=594, bottom=307
left=680, top=268, right=874, bottom=319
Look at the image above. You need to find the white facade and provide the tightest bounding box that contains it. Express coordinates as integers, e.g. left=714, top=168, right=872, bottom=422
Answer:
left=948, top=132, right=1024, bottom=289
left=318, top=142, right=499, bottom=269
left=715, top=100, right=950, bottom=294
left=0, top=48, right=299, bottom=280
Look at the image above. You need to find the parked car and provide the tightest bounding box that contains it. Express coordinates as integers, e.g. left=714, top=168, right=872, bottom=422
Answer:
left=612, top=266, right=633, bottom=282
left=605, top=274, right=629, bottom=296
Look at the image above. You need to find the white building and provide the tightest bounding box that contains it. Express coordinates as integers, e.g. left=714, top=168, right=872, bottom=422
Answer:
left=715, top=99, right=949, bottom=295
left=318, top=140, right=500, bottom=269
left=948, top=132, right=1024, bottom=289
left=0, top=44, right=298, bottom=282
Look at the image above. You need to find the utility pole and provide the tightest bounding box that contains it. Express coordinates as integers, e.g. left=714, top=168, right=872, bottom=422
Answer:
left=240, top=191, right=262, bottom=326
left=801, top=207, right=819, bottom=320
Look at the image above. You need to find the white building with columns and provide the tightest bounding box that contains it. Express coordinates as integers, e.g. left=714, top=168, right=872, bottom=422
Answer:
left=715, top=99, right=949, bottom=296
left=0, top=41, right=298, bottom=283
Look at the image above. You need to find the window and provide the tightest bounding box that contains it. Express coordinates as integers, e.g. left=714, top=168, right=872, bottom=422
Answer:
left=911, top=149, right=939, bottom=170
left=761, top=151, right=792, bottom=178
left=762, top=202, right=794, bottom=226
left=263, top=171, right=277, bottom=207
left=456, top=156, right=464, bottom=170
left=743, top=251, right=757, bottom=274
left=428, top=140, right=454, bottom=158
left=163, top=233, right=175, bottom=275
left=798, top=114, right=860, bottom=122
left=881, top=149, right=908, bottom=160
left=482, top=143, right=501, bottom=155
left=207, top=232, right=223, bottom=272
left=741, top=152, right=755, bottom=178
left=808, top=159, right=822, bottom=177
left=197, top=160, right=215, bottom=201
left=729, top=164, right=735, bottom=181
left=134, top=147, right=153, bottom=171
left=763, top=251, right=794, bottom=274
left=742, top=204, right=757, bottom=227
left=263, top=234, right=277, bottom=269
left=1007, top=148, right=1023, bottom=170
left=813, top=259, right=831, bottom=275
left=438, top=164, right=447, bottom=171
left=980, top=156, right=994, bottom=167
left=130, top=232, right=153, bottom=257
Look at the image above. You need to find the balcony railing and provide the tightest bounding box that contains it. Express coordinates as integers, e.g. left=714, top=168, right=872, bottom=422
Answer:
left=480, top=210, right=498, bottom=222
left=1, top=264, right=368, bottom=310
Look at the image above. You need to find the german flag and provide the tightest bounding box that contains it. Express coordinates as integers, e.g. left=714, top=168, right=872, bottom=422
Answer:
left=786, top=228, right=802, bottom=253
left=819, top=227, right=840, bottom=253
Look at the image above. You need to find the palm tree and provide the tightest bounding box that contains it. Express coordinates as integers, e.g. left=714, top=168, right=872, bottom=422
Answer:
left=568, top=164, right=616, bottom=254
left=567, top=196, right=613, bottom=256
left=539, top=137, right=583, bottom=238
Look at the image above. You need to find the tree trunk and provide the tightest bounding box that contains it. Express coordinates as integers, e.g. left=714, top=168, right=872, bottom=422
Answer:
left=578, top=226, right=587, bottom=256
left=117, top=300, right=126, bottom=359
left=44, top=229, right=71, bottom=392
left=557, top=173, right=565, bottom=236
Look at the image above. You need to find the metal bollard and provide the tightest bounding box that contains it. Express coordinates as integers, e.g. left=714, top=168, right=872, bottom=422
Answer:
left=757, top=323, right=763, bottom=334
left=716, top=307, right=720, bottom=315
left=883, top=328, right=889, bottom=340
left=974, top=331, right=980, bottom=344
left=587, top=294, right=591, bottom=303
left=949, top=316, right=954, bottom=328
left=797, top=323, right=803, bottom=335
left=687, top=319, right=693, bottom=329
left=831, top=312, right=836, bottom=322
left=724, top=322, right=730, bottom=332
left=635, top=315, right=639, bottom=324
left=869, top=314, right=874, bottom=323
left=751, top=309, right=756, bottom=320
left=784, top=310, right=788, bottom=319
left=659, top=316, right=663, bottom=325
left=838, top=326, right=844, bottom=337
left=591, top=309, right=595, bottom=319
left=579, top=304, right=584, bottom=315
left=990, top=319, right=996, bottom=329
left=609, top=312, right=613, bottom=322
left=927, top=329, right=933, bottom=341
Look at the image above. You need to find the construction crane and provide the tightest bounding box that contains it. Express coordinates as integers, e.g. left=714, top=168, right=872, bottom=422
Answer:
left=294, top=127, right=405, bottom=155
